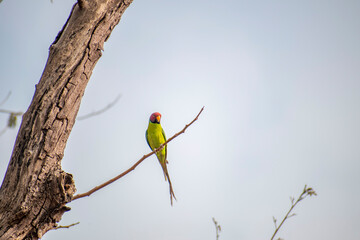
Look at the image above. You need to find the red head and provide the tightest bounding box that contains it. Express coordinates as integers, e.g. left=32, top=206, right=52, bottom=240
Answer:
left=149, top=112, right=161, bottom=124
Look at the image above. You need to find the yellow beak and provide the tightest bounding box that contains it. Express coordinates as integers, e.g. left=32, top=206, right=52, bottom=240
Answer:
left=156, top=115, right=161, bottom=122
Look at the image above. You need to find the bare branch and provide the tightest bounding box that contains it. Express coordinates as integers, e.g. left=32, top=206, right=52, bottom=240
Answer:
left=272, top=216, right=277, bottom=229
left=0, top=109, right=23, bottom=115
left=0, top=126, right=7, bottom=136
left=270, top=185, right=317, bottom=240
left=72, top=107, right=205, bottom=201
left=0, top=91, right=11, bottom=106
left=212, top=217, right=221, bottom=240
left=0, top=94, right=121, bottom=121
left=54, top=222, right=80, bottom=230
left=77, top=94, right=121, bottom=120
left=0, top=107, right=23, bottom=132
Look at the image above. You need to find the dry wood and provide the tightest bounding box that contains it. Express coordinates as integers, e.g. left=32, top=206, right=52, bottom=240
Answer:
left=0, top=0, right=133, bottom=239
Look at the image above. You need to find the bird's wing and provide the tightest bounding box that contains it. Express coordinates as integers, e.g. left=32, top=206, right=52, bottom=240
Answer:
left=145, top=129, right=152, bottom=150
left=161, top=127, right=167, bottom=161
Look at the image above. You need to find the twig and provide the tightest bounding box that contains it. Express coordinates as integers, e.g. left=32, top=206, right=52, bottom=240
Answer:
left=270, top=185, right=317, bottom=240
left=54, top=222, right=80, bottom=230
left=0, top=126, right=7, bottom=136
left=0, top=92, right=11, bottom=106
left=0, top=93, right=119, bottom=133
left=272, top=216, right=277, bottom=229
left=0, top=92, right=23, bottom=132
left=72, top=106, right=205, bottom=201
left=77, top=94, right=121, bottom=120
left=0, top=109, right=23, bottom=115
left=0, top=109, right=23, bottom=133
left=212, top=217, right=221, bottom=240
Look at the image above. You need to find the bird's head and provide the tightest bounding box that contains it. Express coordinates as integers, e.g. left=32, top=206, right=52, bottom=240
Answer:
left=149, top=112, right=161, bottom=124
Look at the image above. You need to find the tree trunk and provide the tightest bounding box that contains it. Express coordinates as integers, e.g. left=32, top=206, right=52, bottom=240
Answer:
left=0, top=0, right=132, bottom=239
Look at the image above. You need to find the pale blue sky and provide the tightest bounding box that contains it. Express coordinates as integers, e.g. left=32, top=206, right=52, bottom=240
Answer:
left=0, top=0, right=359, bottom=239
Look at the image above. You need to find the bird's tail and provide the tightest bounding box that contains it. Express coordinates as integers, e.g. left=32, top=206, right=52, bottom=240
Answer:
left=160, top=161, right=168, bottom=181
left=160, top=161, right=176, bottom=205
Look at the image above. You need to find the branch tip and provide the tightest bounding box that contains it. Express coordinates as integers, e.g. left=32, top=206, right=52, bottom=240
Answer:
left=270, top=185, right=317, bottom=240
left=77, top=94, right=121, bottom=120
left=54, top=222, right=80, bottom=230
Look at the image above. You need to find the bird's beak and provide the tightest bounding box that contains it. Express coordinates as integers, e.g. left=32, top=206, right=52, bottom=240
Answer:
left=156, top=115, right=161, bottom=122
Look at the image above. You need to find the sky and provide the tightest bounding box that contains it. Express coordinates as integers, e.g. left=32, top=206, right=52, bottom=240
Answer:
left=0, top=0, right=359, bottom=239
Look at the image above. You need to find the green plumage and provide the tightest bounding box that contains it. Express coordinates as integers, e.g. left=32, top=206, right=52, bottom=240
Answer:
left=146, top=112, right=176, bottom=205
left=146, top=120, right=168, bottom=180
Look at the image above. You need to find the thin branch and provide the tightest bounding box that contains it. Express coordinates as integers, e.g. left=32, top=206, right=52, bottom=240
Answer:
left=0, top=92, right=23, bottom=116
left=0, top=109, right=23, bottom=115
left=0, top=126, right=7, bottom=136
left=0, top=93, right=119, bottom=133
left=72, top=106, right=205, bottom=201
left=0, top=92, right=11, bottom=107
left=270, top=185, right=317, bottom=240
left=212, top=217, right=221, bottom=240
left=272, top=216, right=277, bottom=229
left=77, top=94, right=121, bottom=120
left=54, top=222, right=80, bottom=230
left=0, top=108, right=23, bottom=133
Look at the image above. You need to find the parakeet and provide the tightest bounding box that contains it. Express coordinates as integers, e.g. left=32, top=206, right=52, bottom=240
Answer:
left=146, top=112, right=176, bottom=204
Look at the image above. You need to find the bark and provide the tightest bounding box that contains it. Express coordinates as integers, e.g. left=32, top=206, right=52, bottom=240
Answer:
left=0, top=0, right=133, bottom=239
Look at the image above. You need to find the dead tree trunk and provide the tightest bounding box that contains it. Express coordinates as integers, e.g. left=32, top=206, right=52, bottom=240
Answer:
left=0, top=0, right=133, bottom=239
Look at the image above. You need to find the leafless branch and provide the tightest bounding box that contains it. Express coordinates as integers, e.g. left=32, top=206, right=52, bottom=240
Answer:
left=0, top=126, right=7, bottom=136
left=270, top=185, right=317, bottom=240
left=0, top=109, right=23, bottom=115
left=72, top=106, right=205, bottom=202
left=272, top=216, right=277, bottom=229
left=54, top=222, right=80, bottom=230
left=212, top=217, right=221, bottom=240
left=0, top=91, right=11, bottom=106
left=0, top=94, right=120, bottom=136
left=0, top=103, right=23, bottom=134
left=77, top=94, right=121, bottom=120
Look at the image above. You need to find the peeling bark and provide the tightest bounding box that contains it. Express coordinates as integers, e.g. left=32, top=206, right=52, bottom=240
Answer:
left=0, top=0, right=133, bottom=239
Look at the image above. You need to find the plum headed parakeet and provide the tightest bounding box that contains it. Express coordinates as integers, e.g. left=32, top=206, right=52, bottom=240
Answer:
left=146, top=112, right=176, bottom=205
